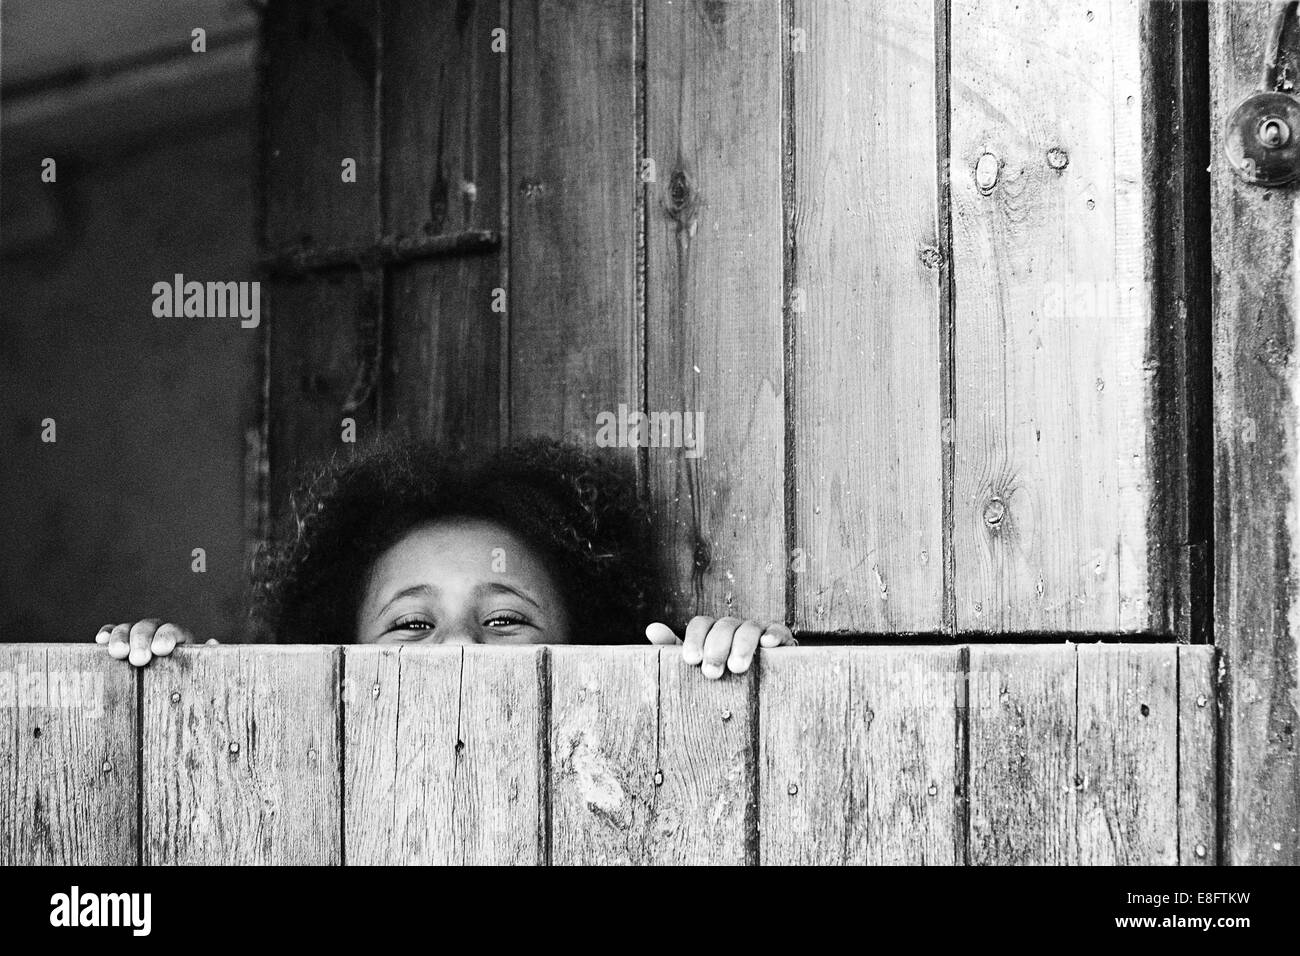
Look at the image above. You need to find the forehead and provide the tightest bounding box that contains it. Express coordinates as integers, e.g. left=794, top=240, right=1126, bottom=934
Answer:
left=366, top=516, right=549, bottom=586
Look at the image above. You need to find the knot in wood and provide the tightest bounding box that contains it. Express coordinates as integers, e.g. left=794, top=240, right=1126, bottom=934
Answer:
left=975, top=152, right=1000, bottom=193
left=665, top=169, right=700, bottom=230
left=1046, top=146, right=1069, bottom=170
left=919, top=245, right=944, bottom=270
left=983, top=497, right=1007, bottom=527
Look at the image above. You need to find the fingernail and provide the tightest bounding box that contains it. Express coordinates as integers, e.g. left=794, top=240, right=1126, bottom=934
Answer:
left=107, top=643, right=130, bottom=660
left=760, top=635, right=780, bottom=647
left=151, top=638, right=173, bottom=654
left=128, top=647, right=151, bottom=667
left=727, top=656, right=748, bottom=673
left=682, top=647, right=703, bottom=665
left=702, top=662, right=724, bottom=680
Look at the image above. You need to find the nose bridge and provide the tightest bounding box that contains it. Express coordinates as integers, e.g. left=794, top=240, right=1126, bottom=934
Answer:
left=437, top=612, right=479, bottom=646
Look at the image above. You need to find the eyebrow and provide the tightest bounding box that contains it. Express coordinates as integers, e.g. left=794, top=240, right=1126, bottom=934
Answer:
left=372, top=580, right=543, bottom=622
left=374, top=583, right=436, bottom=622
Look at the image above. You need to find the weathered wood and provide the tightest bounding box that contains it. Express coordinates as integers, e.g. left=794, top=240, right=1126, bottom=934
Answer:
left=1075, top=644, right=1178, bottom=864
left=266, top=270, right=382, bottom=527
left=0, top=645, right=137, bottom=865
left=654, top=648, right=756, bottom=864
left=141, top=646, right=341, bottom=865
left=1211, top=0, right=1300, bottom=866
left=759, top=647, right=961, bottom=864
left=382, top=0, right=504, bottom=455
left=950, top=0, right=1157, bottom=632
left=791, top=0, right=943, bottom=633
left=549, top=646, right=659, bottom=865
left=263, top=0, right=379, bottom=250
left=385, top=260, right=501, bottom=457
left=968, top=644, right=1076, bottom=864
left=343, top=644, right=462, bottom=865
left=509, top=0, right=638, bottom=443
left=1178, top=644, right=1217, bottom=866
left=646, top=0, right=785, bottom=624
left=344, top=645, right=546, bottom=864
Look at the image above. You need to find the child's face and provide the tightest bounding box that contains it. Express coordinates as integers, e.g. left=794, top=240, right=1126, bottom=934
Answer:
left=355, top=517, right=572, bottom=645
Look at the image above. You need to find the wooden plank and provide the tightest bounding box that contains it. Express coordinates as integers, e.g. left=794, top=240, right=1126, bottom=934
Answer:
left=1211, top=0, right=1300, bottom=866
left=950, top=0, right=1156, bottom=632
left=759, top=647, right=961, bottom=864
left=385, top=259, right=501, bottom=456
left=0, top=645, right=137, bottom=865
left=343, top=644, right=462, bottom=865
left=549, top=646, right=659, bottom=864
left=791, top=0, right=943, bottom=633
left=646, top=0, right=785, bottom=623
left=1074, top=644, right=1178, bottom=864
left=344, top=645, right=545, bottom=864
left=141, top=646, right=341, bottom=865
left=1178, top=644, right=1217, bottom=866
left=653, top=647, right=756, bottom=864
left=509, top=0, right=637, bottom=442
left=266, top=270, right=382, bottom=529
left=263, top=0, right=379, bottom=250
left=967, top=644, right=1076, bottom=864
left=382, top=0, right=503, bottom=454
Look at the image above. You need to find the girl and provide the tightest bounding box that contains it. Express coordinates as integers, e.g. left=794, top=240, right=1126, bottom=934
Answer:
left=93, top=437, right=794, bottom=675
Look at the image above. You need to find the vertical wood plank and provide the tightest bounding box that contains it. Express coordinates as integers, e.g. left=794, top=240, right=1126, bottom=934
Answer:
left=454, top=645, right=547, bottom=864
left=510, top=0, right=638, bottom=443
left=653, top=647, right=756, bottom=864
left=549, top=646, right=659, bottom=864
left=266, top=271, right=382, bottom=528
left=760, top=647, right=960, bottom=864
left=791, top=0, right=943, bottom=633
left=263, top=0, right=380, bottom=249
left=0, top=645, right=137, bottom=865
left=968, top=644, right=1076, bottom=864
left=1178, top=644, right=1217, bottom=866
left=343, top=645, right=545, bottom=864
left=142, top=646, right=341, bottom=865
left=1075, top=644, right=1178, bottom=864
left=382, top=0, right=503, bottom=455
left=950, top=0, right=1157, bottom=632
left=646, top=0, right=785, bottom=624
left=1211, top=0, right=1300, bottom=866
left=343, top=645, right=461, bottom=865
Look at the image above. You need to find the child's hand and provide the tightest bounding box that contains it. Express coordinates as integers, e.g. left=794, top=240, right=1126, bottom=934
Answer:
left=93, top=620, right=206, bottom=667
left=645, top=616, right=796, bottom=680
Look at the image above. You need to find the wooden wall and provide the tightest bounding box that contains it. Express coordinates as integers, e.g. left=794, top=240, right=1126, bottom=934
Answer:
left=263, top=0, right=1204, bottom=638
left=0, top=643, right=1217, bottom=865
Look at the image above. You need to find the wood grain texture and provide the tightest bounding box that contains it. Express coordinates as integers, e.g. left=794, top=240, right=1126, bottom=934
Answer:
left=266, top=271, right=382, bottom=529
left=263, top=0, right=379, bottom=250
left=654, top=647, right=756, bottom=864
left=967, top=644, right=1076, bottom=864
left=141, top=646, right=341, bottom=865
left=344, top=645, right=545, bottom=864
left=509, top=0, right=638, bottom=443
left=1178, top=644, right=1217, bottom=866
left=1075, top=643, right=1177, bottom=864
left=1211, top=0, right=1300, bottom=866
left=950, top=0, right=1156, bottom=632
left=382, top=0, right=503, bottom=455
left=759, top=647, right=961, bottom=864
left=549, top=646, right=658, bottom=864
left=0, top=645, right=137, bottom=865
left=646, top=0, right=785, bottom=624
left=791, top=0, right=943, bottom=633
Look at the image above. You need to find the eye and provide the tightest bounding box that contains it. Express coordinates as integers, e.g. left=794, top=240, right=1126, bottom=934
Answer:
left=387, top=616, right=434, bottom=636
left=483, top=611, right=531, bottom=629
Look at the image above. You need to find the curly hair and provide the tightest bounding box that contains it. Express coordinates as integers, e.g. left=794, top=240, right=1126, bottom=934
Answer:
left=253, top=437, right=663, bottom=645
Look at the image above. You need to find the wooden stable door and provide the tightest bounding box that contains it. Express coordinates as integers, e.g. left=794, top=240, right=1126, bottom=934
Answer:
left=260, top=0, right=1207, bottom=639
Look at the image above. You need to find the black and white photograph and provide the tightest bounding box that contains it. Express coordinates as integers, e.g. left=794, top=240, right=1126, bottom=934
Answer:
left=0, top=0, right=1292, bottom=931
